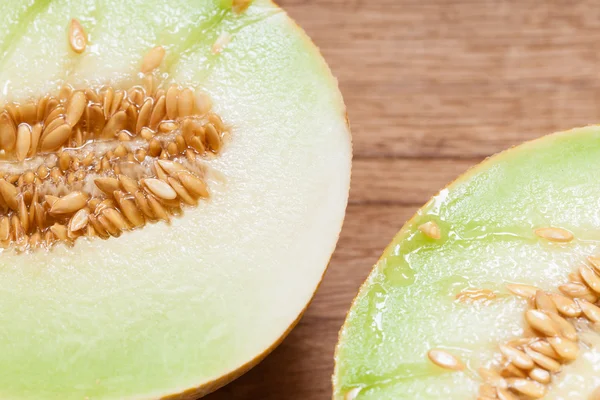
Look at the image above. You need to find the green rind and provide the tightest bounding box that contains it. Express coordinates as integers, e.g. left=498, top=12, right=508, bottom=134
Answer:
left=334, top=126, right=600, bottom=399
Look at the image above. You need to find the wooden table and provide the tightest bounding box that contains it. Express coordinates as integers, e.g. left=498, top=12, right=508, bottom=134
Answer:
left=208, top=1, right=600, bottom=398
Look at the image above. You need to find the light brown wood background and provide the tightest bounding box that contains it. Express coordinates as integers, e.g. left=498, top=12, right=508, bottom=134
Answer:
left=208, top=1, right=600, bottom=398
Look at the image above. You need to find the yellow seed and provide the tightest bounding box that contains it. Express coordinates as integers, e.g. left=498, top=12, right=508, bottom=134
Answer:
left=232, top=0, right=251, bottom=13
left=158, top=121, right=178, bottom=133
left=166, top=85, right=179, bottom=120
left=534, top=290, right=557, bottom=314
left=41, top=123, right=71, bottom=152
left=134, top=191, right=154, bottom=220
left=114, top=192, right=144, bottom=227
left=118, top=175, right=139, bottom=194
left=455, top=288, right=496, bottom=303
left=50, top=191, right=88, bottom=215
left=177, top=88, right=195, bottom=117
left=547, top=336, right=579, bottom=361
left=506, top=377, right=546, bottom=398
left=496, top=387, right=519, bottom=400
left=548, top=312, right=577, bottom=341
left=211, top=32, right=231, bottom=54
left=66, top=91, right=86, bottom=126
left=529, top=340, right=559, bottom=359
left=167, top=142, right=178, bottom=156
left=15, top=123, right=31, bottom=162
left=94, top=177, right=120, bottom=196
left=0, top=217, right=9, bottom=241
left=146, top=194, right=169, bottom=222
left=20, top=103, right=36, bottom=125
left=524, top=347, right=561, bottom=372
left=136, top=98, right=153, bottom=133
left=17, top=195, right=28, bottom=233
left=102, top=207, right=130, bottom=231
left=0, top=179, right=18, bottom=210
left=427, top=349, right=464, bottom=371
left=158, top=160, right=186, bottom=176
left=29, top=123, right=42, bottom=156
left=550, top=293, right=581, bottom=317
left=144, top=178, right=177, bottom=200
left=499, top=345, right=534, bottom=370
left=98, top=214, right=121, bottom=237
left=58, top=152, right=71, bottom=172
left=506, top=283, right=538, bottom=299
left=525, top=310, right=559, bottom=337
left=114, top=144, right=128, bottom=158
left=580, top=264, right=600, bottom=293
left=168, top=177, right=196, bottom=206
left=22, top=171, right=35, bottom=184
left=190, top=136, right=205, bottom=153
left=148, top=139, right=162, bottom=157
left=175, top=134, right=186, bottom=152
left=109, top=90, right=125, bottom=117
left=149, top=95, right=166, bottom=129
left=140, top=127, right=154, bottom=141
left=140, top=46, right=165, bottom=74
left=559, top=282, right=598, bottom=303
left=0, top=111, right=16, bottom=151
left=102, top=110, right=127, bottom=138
left=50, top=223, right=69, bottom=241
left=37, top=95, right=49, bottom=121
left=577, top=298, right=600, bottom=322
left=177, top=172, right=209, bottom=198
left=418, top=221, right=441, bottom=239
left=205, top=123, right=221, bottom=152
left=534, top=227, right=573, bottom=242
left=102, top=87, right=114, bottom=120
left=69, top=208, right=89, bottom=232
left=68, top=19, right=87, bottom=53
left=134, top=148, right=147, bottom=162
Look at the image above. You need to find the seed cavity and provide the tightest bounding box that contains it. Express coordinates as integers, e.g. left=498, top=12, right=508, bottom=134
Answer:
left=426, top=349, right=465, bottom=371
left=68, top=19, right=87, bottom=54
left=470, top=253, right=600, bottom=398
left=0, top=61, right=227, bottom=251
left=418, top=221, right=441, bottom=240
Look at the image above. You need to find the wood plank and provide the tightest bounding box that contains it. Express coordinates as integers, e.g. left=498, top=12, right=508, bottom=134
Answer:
left=350, top=158, right=477, bottom=204
left=207, top=205, right=415, bottom=399
left=281, top=0, right=600, bottom=158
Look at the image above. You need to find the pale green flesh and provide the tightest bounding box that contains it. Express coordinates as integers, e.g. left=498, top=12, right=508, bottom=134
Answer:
left=334, top=127, right=600, bottom=399
left=0, top=1, right=351, bottom=399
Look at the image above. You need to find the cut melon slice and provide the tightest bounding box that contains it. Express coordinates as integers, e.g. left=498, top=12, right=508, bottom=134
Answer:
left=334, top=127, right=600, bottom=399
left=0, top=0, right=351, bottom=399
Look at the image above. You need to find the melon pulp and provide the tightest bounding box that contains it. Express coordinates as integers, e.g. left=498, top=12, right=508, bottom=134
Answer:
left=334, top=127, right=600, bottom=399
left=0, top=0, right=351, bottom=399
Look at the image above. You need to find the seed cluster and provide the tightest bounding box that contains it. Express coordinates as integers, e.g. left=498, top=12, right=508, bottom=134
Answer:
left=0, top=74, right=226, bottom=251
left=472, top=254, right=600, bottom=399
left=420, top=228, right=600, bottom=399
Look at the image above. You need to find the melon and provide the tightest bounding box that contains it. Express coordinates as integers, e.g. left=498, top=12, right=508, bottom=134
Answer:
left=0, top=0, right=351, bottom=399
left=334, top=127, right=600, bottom=399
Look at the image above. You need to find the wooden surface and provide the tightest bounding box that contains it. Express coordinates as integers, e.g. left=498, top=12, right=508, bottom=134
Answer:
left=208, top=1, right=600, bottom=398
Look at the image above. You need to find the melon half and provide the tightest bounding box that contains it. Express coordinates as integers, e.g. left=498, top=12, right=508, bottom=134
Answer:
left=0, top=0, right=351, bottom=399
left=334, top=127, right=600, bottom=399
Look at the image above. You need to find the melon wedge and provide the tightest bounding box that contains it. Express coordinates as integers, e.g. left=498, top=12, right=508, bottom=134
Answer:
left=0, top=0, right=351, bottom=399
left=334, top=127, right=600, bottom=399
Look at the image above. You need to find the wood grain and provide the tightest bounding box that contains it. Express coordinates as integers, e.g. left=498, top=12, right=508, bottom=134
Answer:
left=208, top=0, right=599, bottom=398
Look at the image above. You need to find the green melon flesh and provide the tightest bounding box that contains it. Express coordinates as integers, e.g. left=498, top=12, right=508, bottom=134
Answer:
left=0, top=1, right=351, bottom=399
left=334, top=127, right=600, bottom=399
